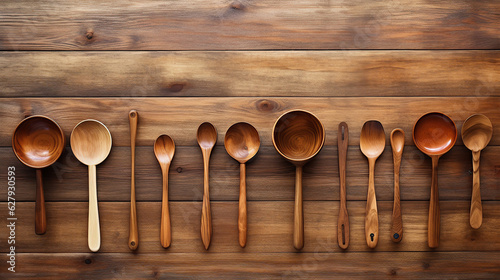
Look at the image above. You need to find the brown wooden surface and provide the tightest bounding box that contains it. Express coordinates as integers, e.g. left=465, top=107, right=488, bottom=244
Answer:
left=1, top=0, right=500, bottom=50
left=1, top=0, right=499, bottom=278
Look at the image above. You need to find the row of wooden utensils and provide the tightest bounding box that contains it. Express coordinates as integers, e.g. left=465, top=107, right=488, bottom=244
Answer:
left=12, top=110, right=492, bottom=252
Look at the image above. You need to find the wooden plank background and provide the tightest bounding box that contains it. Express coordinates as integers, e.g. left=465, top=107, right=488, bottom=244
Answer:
left=0, top=0, right=499, bottom=279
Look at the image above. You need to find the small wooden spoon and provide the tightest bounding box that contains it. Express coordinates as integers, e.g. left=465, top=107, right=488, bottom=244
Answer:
left=128, top=110, right=139, bottom=250
left=12, top=115, right=65, bottom=235
left=70, top=119, right=112, bottom=252
left=224, top=122, right=260, bottom=248
left=197, top=122, right=217, bottom=250
left=272, top=110, right=325, bottom=250
left=390, top=128, right=405, bottom=242
left=461, top=114, right=493, bottom=229
left=337, top=122, right=349, bottom=249
left=154, top=134, right=175, bottom=248
left=360, top=120, right=385, bottom=249
left=413, top=112, right=456, bottom=248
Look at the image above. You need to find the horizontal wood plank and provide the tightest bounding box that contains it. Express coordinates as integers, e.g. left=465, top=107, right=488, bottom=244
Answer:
left=1, top=145, right=499, bottom=202
left=0, top=1, right=499, bottom=50
left=0, top=51, right=498, bottom=97
left=2, top=201, right=500, bottom=253
left=1, top=97, right=499, bottom=147
left=2, top=252, right=500, bottom=279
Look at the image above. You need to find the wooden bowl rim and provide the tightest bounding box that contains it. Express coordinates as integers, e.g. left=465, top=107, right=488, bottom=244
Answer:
left=412, top=111, right=457, bottom=156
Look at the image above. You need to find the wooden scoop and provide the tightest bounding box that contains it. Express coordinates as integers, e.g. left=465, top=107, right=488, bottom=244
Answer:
left=197, top=122, right=217, bottom=250
left=225, top=122, right=260, bottom=248
left=461, top=114, right=493, bottom=229
left=413, top=112, right=456, bottom=248
left=272, top=110, right=325, bottom=250
left=360, top=120, right=385, bottom=249
left=390, top=128, right=405, bottom=242
left=70, top=119, right=112, bottom=252
left=128, top=110, right=139, bottom=250
left=154, top=134, right=175, bottom=248
left=12, top=115, right=65, bottom=235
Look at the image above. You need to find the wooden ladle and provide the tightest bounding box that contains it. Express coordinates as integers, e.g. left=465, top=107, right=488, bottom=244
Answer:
left=70, top=120, right=112, bottom=252
left=413, top=112, right=456, bottom=248
left=224, top=122, right=260, bottom=248
left=272, top=110, right=325, bottom=250
left=360, top=120, right=385, bottom=249
left=197, top=122, right=217, bottom=250
left=461, top=114, right=493, bottom=229
left=390, top=128, right=405, bottom=242
left=12, top=115, right=65, bottom=235
left=154, top=134, right=175, bottom=248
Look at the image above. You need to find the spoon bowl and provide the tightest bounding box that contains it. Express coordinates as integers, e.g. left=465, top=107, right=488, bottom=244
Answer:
left=12, top=115, right=65, bottom=235
left=154, top=134, right=176, bottom=248
left=360, top=120, right=385, bottom=248
left=225, top=122, right=260, bottom=248
left=197, top=122, right=217, bottom=149
left=413, top=112, right=456, bottom=248
left=461, top=114, right=493, bottom=229
left=70, top=119, right=112, bottom=252
left=272, top=110, right=325, bottom=250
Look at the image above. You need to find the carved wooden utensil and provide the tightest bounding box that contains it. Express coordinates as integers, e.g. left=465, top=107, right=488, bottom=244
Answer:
left=413, top=112, right=456, bottom=248
left=461, top=114, right=493, bottom=229
left=390, top=128, right=405, bottom=242
left=154, top=134, right=175, bottom=248
left=128, top=110, right=139, bottom=250
left=225, top=122, right=260, bottom=248
left=360, top=120, right=385, bottom=249
left=71, top=119, right=112, bottom=252
left=337, top=122, right=349, bottom=249
left=197, top=122, right=217, bottom=250
left=272, top=110, right=325, bottom=250
left=12, top=115, right=65, bottom=235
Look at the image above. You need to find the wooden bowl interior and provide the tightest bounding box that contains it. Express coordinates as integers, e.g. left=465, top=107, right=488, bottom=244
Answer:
left=461, top=114, right=493, bottom=151
left=273, top=111, right=325, bottom=162
left=154, top=134, right=175, bottom=164
left=12, top=116, right=65, bottom=168
left=70, top=120, right=112, bottom=166
left=224, top=122, right=260, bottom=163
left=413, top=112, right=457, bottom=156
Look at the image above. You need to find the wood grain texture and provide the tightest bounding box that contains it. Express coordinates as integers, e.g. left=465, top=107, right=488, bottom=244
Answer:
left=1, top=97, right=500, bottom=147
left=2, top=145, right=499, bottom=202
left=0, top=51, right=499, bottom=97
left=2, top=252, right=500, bottom=279
left=0, top=1, right=499, bottom=50
left=2, top=201, right=500, bottom=253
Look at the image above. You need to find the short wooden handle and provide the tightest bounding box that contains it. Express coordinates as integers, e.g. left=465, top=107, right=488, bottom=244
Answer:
left=128, top=109, right=139, bottom=250
left=337, top=122, right=349, bottom=249
left=428, top=156, right=440, bottom=248
left=365, top=159, right=378, bottom=248
left=35, top=169, right=46, bottom=235
left=294, top=166, right=304, bottom=250
left=470, top=151, right=482, bottom=229
left=161, top=166, right=171, bottom=248
left=88, top=165, right=101, bottom=252
left=238, top=163, right=247, bottom=248
left=200, top=151, right=212, bottom=250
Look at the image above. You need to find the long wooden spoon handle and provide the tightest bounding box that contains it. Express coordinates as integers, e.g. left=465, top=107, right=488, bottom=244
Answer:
left=391, top=152, right=403, bottom=242
left=238, top=163, right=247, bottom=248
left=470, top=151, right=482, bottom=229
left=161, top=166, right=171, bottom=248
left=365, top=159, right=379, bottom=248
left=128, top=110, right=139, bottom=250
left=337, top=122, right=349, bottom=249
left=201, top=150, right=212, bottom=250
left=294, top=166, right=304, bottom=250
left=35, top=169, right=46, bottom=235
left=88, top=165, right=101, bottom=252
left=428, top=156, right=440, bottom=248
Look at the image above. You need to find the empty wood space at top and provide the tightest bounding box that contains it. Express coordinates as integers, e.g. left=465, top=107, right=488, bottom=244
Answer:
left=0, top=0, right=499, bottom=50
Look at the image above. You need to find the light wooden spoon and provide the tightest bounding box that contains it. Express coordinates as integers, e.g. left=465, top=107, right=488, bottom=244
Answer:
left=224, top=122, right=260, bottom=248
left=360, top=120, right=385, bottom=249
left=390, top=128, right=404, bottom=242
left=197, top=122, right=217, bottom=250
left=461, top=114, right=493, bottom=229
left=71, top=120, right=112, bottom=252
left=154, top=134, right=175, bottom=248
